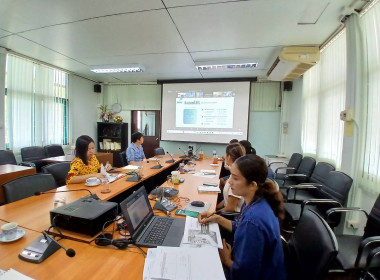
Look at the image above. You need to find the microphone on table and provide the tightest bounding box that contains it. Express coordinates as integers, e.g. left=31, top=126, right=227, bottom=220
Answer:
left=34, top=189, right=99, bottom=200
left=192, top=146, right=201, bottom=161
left=19, top=231, right=76, bottom=263
left=179, top=147, right=188, bottom=158
left=166, top=152, right=175, bottom=163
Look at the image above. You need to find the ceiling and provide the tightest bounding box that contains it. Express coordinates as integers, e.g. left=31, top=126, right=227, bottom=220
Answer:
left=0, top=0, right=365, bottom=84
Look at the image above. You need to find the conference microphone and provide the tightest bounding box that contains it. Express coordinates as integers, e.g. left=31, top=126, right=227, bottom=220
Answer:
left=166, top=152, right=175, bottom=163
left=179, top=147, right=188, bottom=158
left=43, top=231, right=76, bottom=257
left=34, top=189, right=99, bottom=200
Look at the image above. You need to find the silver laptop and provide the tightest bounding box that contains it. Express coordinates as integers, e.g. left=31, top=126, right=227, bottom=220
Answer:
left=120, top=186, right=185, bottom=247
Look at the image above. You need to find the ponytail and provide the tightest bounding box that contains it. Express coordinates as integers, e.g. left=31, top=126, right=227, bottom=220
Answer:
left=257, top=180, right=285, bottom=222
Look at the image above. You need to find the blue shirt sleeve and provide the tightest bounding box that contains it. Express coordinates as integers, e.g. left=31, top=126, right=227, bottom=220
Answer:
left=231, top=220, right=265, bottom=280
left=126, top=146, right=135, bottom=162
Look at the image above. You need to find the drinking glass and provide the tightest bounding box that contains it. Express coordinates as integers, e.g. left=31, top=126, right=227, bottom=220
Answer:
left=167, top=175, right=173, bottom=188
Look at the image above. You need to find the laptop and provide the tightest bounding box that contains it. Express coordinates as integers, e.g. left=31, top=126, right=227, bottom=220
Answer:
left=120, top=186, right=185, bottom=247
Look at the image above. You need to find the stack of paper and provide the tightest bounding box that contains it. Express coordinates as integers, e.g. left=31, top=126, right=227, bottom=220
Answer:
left=198, top=185, right=221, bottom=193
left=200, top=169, right=216, bottom=175
left=0, top=269, right=34, bottom=280
left=143, top=246, right=225, bottom=280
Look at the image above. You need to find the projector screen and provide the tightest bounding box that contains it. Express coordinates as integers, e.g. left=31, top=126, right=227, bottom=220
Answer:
left=161, top=81, right=251, bottom=144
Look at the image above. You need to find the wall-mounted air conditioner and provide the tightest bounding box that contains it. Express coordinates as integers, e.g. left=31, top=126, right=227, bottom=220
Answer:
left=266, top=46, right=320, bottom=81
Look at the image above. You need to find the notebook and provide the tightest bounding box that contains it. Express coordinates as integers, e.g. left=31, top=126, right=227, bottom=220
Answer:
left=120, top=186, right=185, bottom=248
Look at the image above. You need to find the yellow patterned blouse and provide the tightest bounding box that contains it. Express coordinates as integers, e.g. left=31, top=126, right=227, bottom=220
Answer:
left=66, top=155, right=100, bottom=184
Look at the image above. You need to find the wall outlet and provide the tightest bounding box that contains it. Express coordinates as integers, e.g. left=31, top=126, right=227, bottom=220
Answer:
left=347, top=219, right=359, bottom=229
left=340, top=109, right=354, bottom=121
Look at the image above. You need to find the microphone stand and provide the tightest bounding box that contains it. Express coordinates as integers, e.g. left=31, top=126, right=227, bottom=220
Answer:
left=126, top=171, right=141, bottom=182
left=166, top=152, right=175, bottom=163
left=179, top=147, right=188, bottom=158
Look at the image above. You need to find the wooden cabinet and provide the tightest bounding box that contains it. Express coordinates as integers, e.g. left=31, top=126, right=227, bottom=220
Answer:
left=97, top=122, right=128, bottom=167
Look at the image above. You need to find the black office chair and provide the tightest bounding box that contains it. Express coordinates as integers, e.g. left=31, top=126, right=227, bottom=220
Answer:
left=44, top=144, right=65, bottom=157
left=283, top=209, right=338, bottom=280
left=272, top=153, right=303, bottom=181
left=21, top=146, right=48, bottom=172
left=119, top=151, right=128, bottom=166
left=0, top=150, right=35, bottom=167
left=42, top=162, right=70, bottom=186
left=284, top=162, right=335, bottom=201
left=284, top=171, right=353, bottom=228
left=154, top=147, right=165, bottom=156
left=3, top=173, right=57, bottom=204
left=325, top=194, right=380, bottom=276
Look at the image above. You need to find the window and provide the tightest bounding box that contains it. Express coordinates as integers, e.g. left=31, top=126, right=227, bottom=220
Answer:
left=5, top=54, right=69, bottom=150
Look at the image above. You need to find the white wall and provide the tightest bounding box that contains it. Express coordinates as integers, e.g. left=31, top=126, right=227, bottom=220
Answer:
left=69, top=75, right=101, bottom=146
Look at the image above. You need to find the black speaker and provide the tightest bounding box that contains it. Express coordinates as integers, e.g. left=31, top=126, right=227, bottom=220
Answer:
left=283, top=81, right=293, bottom=91
left=94, top=84, right=102, bottom=93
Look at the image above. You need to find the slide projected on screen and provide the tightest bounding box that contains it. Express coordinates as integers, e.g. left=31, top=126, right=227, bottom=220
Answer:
left=161, top=82, right=250, bottom=144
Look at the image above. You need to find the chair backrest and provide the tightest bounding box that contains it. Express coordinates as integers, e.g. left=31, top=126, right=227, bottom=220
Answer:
left=288, top=153, right=303, bottom=169
left=364, top=194, right=380, bottom=239
left=42, top=162, right=70, bottom=187
left=44, top=145, right=65, bottom=157
left=21, top=146, right=47, bottom=171
left=319, top=171, right=353, bottom=206
left=309, top=162, right=336, bottom=185
left=284, top=209, right=338, bottom=280
left=296, top=156, right=316, bottom=177
left=0, top=150, right=17, bottom=165
left=154, top=147, right=165, bottom=156
left=3, top=174, right=57, bottom=204
left=119, top=151, right=128, bottom=166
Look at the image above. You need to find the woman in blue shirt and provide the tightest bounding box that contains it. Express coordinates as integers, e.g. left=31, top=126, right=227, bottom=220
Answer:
left=199, top=154, right=286, bottom=280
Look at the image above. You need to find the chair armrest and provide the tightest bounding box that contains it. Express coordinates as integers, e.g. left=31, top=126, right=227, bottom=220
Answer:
left=217, top=210, right=240, bottom=221
left=275, top=166, right=295, bottom=174
left=300, top=199, right=342, bottom=218
left=269, top=162, right=287, bottom=168
left=286, top=184, right=320, bottom=201
left=356, top=236, right=380, bottom=268
left=18, top=162, right=36, bottom=168
left=325, top=207, right=368, bottom=220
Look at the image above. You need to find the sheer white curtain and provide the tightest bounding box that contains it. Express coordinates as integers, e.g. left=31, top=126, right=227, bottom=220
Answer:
left=357, top=3, right=380, bottom=192
left=301, top=31, right=346, bottom=168
left=250, top=82, right=281, bottom=111
left=6, top=54, right=69, bottom=150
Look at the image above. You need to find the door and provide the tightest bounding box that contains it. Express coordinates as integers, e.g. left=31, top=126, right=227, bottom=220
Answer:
left=131, top=110, right=160, bottom=158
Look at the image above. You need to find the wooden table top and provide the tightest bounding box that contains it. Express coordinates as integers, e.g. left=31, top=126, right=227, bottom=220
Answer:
left=0, top=164, right=36, bottom=175
left=0, top=221, right=146, bottom=280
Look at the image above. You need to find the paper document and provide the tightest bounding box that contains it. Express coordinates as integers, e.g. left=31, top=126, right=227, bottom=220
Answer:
left=100, top=164, right=123, bottom=182
left=143, top=246, right=225, bottom=280
left=122, top=165, right=140, bottom=170
left=182, top=216, right=222, bottom=248
left=200, top=169, right=216, bottom=175
left=198, top=185, right=221, bottom=193
left=0, top=268, right=34, bottom=280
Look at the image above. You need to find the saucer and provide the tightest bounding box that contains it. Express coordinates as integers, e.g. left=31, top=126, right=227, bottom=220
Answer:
left=85, top=180, right=100, bottom=187
left=0, top=229, right=26, bottom=243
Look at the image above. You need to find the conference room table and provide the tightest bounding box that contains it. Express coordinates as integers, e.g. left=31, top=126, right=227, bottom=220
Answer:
left=0, top=155, right=222, bottom=279
left=0, top=164, right=36, bottom=205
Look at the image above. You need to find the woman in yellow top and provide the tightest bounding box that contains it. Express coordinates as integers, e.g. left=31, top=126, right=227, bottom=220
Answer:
left=67, top=135, right=112, bottom=184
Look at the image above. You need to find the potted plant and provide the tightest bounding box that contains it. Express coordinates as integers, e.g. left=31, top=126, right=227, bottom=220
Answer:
left=99, top=105, right=115, bottom=122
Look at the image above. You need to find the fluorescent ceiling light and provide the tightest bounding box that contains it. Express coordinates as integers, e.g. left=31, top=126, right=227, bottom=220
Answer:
left=195, top=60, right=258, bottom=71
left=91, top=64, right=145, bottom=73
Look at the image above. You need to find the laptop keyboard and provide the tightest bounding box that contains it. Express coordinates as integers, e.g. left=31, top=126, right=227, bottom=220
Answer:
left=143, top=217, right=174, bottom=245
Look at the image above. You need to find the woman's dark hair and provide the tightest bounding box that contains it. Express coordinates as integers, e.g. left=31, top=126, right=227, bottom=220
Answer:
left=239, top=140, right=256, bottom=155
left=75, top=135, right=94, bottom=165
left=235, top=154, right=285, bottom=222
left=131, top=132, right=144, bottom=143
left=229, top=139, right=239, bottom=144
left=226, top=143, right=246, bottom=162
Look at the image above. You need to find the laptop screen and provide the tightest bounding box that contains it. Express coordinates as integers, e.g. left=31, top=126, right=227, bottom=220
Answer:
left=120, top=186, right=154, bottom=238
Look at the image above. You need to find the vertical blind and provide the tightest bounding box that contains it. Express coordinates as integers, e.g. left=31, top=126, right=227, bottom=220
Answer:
left=5, top=54, right=69, bottom=150
left=301, top=30, right=346, bottom=168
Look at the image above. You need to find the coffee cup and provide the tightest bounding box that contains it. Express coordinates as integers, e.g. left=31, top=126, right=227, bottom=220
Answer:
left=86, top=177, right=99, bottom=185
left=1, top=222, right=18, bottom=240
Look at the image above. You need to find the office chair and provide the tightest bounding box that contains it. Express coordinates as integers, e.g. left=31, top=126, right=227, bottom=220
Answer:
left=0, top=150, right=35, bottom=167
left=283, top=171, right=353, bottom=228
left=44, top=144, right=65, bottom=157
left=276, top=156, right=316, bottom=189
left=3, top=173, right=57, bottom=204
left=283, top=209, right=338, bottom=280
left=273, top=153, right=303, bottom=181
left=284, top=162, right=335, bottom=201
left=119, top=151, right=128, bottom=166
left=154, top=147, right=165, bottom=156
left=20, top=146, right=48, bottom=172
left=42, top=162, right=70, bottom=187
left=325, top=194, right=380, bottom=276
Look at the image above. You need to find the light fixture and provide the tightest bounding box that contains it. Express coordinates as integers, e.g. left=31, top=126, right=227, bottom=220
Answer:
left=195, top=59, right=258, bottom=71
left=90, top=64, right=145, bottom=73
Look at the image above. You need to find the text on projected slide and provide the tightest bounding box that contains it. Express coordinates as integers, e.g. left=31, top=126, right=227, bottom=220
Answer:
left=176, top=97, right=234, bottom=128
